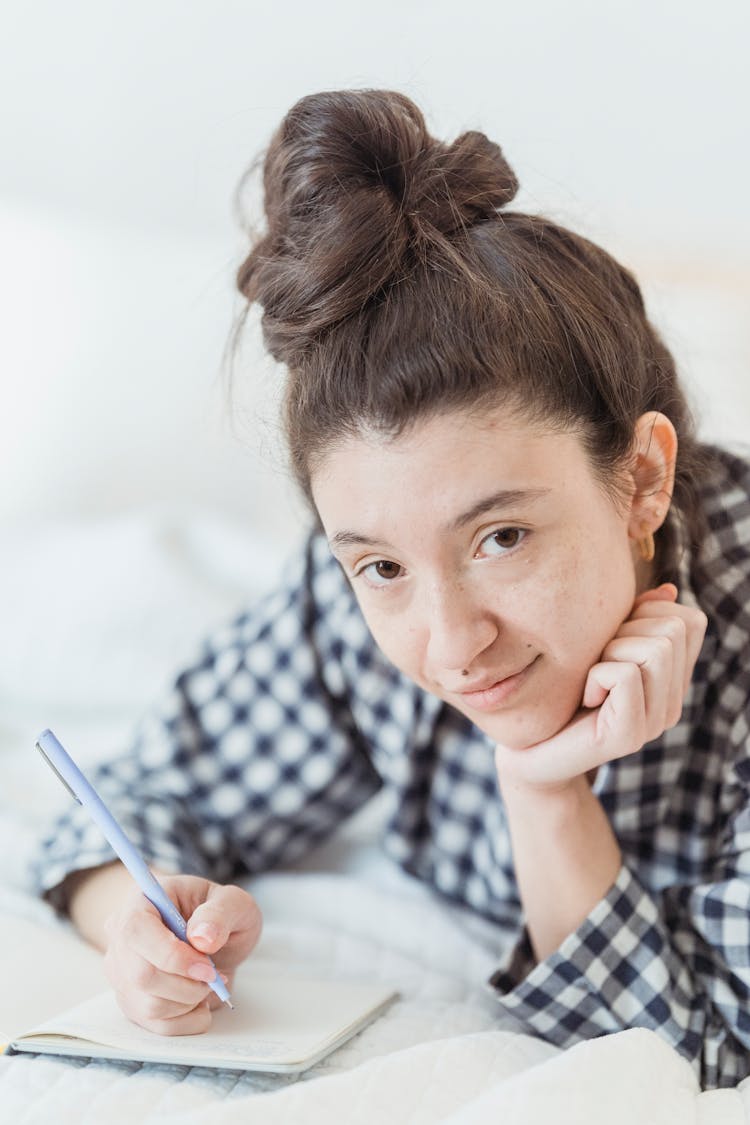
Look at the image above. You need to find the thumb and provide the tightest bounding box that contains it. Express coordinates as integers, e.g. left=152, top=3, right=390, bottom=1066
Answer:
left=186, top=884, right=262, bottom=955
left=186, top=888, right=233, bottom=953
left=186, top=909, right=226, bottom=954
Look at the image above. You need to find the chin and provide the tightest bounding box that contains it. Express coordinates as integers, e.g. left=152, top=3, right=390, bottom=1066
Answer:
left=464, top=696, right=582, bottom=751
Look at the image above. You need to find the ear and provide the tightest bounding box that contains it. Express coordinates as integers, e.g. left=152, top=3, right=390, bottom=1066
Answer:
left=626, top=411, right=677, bottom=542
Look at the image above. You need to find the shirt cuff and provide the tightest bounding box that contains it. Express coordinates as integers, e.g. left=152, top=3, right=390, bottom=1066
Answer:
left=487, top=862, right=695, bottom=1049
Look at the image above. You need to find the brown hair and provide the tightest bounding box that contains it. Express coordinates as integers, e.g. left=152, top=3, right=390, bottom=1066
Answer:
left=234, top=88, right=710, bottom=562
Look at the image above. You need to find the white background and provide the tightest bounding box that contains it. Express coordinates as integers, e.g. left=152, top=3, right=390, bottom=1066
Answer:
left=0, top=0, right=748, bottom=554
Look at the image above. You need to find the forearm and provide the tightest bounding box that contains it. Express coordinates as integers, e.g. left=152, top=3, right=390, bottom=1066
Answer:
left=500, top=774, right=622, bottom=962
left=66, top=861, right=173, bottom=953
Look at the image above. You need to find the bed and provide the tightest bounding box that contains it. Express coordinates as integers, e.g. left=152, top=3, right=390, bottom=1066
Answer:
left=2, top=507, right=750, bottom=1124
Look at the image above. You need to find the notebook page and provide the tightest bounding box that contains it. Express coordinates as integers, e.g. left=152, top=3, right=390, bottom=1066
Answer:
left=15, top=966, right=397, bottom=1069
left=2, top=912, right=105, bottom=1040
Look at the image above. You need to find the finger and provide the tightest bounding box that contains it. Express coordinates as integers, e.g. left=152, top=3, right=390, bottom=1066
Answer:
left=103, top=939, right=216, bottom=1011
left=619, top=602, right=707, bottom=695
left=610, top=616, right=688, bottom=726
left=186, top=884, right=263, bottom=958
left=116, top=903, right=219, bottom=982
left=104, top=902, right=223, bottom=1016
left=628, top=598, right=700, bottom=630
left=602, top=634, right=683, bottom=734
left=495, top=710, right=602, bottom=788
left=683, top=611, right=708, bottom=694
left=116, top=990, right=213, bottom=1036
left=207, top=973, right=231, bottom=1010
left=633, top=582, right=678, bottom=606
left=583, top=660, right=648, bottom=759
left=499, top=661, right=647, bottom=786
left=103, top=950, right=217, bottom=1024
left=617, top=614, right=689, bottom=641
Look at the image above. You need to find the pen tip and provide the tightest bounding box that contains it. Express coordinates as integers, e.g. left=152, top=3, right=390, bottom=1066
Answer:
left=226, top=1001, right=235, bottom=1010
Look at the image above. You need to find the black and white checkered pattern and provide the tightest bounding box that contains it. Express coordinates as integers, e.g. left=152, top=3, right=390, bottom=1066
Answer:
left=32, top=444, right=750, bottom=1089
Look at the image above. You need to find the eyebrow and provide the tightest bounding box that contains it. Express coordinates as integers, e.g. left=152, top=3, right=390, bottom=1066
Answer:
left=328, top=487, right=551, bottom=552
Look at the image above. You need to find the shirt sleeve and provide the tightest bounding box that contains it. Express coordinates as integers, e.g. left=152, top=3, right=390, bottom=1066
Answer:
left=488, top=805, right=750, bottom=1090
left=30, top=533, right=383, bottom=914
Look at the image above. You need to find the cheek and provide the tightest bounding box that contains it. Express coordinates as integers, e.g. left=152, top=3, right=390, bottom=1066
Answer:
left=357, top=605, right=423, bottom=678
left=536, top=531, right=636, bottom=663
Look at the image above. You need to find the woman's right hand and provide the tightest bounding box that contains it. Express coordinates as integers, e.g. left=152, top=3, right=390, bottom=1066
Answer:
left=100, top=873, right=262, bottom=1035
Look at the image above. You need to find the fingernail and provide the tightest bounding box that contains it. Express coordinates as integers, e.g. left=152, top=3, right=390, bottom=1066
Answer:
left=187, top=962, right=216, bottom=983
left=190, top=922, right=219, bottom=944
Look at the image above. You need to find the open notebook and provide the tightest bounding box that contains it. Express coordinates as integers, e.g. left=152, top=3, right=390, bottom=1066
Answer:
left=2, top=914, right=398, bottom=1074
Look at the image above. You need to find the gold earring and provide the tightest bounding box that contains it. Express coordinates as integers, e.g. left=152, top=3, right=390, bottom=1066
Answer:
left=638, top=533, right=655, bottom=562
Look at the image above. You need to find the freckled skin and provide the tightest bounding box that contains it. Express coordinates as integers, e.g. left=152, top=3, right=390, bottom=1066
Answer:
left=312, top=407, right=641, bottom=751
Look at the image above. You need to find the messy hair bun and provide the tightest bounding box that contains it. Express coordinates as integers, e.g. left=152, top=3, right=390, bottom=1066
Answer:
left=237, top=89, right=518, bottom=365
left=234, top=88, right=709, bottom=566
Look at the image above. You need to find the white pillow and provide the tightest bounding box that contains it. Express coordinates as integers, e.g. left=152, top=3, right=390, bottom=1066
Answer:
left=0, top=200, right=298, bottom=538
left=0, top=513, right=290, bottom=755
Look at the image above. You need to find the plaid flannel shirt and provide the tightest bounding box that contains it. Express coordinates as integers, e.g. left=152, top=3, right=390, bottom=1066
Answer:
left=32, top=444, right=750, bottom=1089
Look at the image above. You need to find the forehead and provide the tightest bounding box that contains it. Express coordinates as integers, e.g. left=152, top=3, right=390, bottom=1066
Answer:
left=311, top=406, right=594, bottom=521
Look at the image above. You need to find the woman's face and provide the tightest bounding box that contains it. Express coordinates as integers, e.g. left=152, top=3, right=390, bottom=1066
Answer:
left=311, top=406, right=643, bottom=750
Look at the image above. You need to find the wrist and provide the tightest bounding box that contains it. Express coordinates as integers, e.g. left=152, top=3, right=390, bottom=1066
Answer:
left=498, top=772, right=622, bottom=961
left=67, top=861, right=132, bottom=951
left=498, top=771, right=590, bottom=815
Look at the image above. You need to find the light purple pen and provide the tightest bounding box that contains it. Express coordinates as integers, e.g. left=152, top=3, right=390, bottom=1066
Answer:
left=35, top=728, right=233, bottom=1009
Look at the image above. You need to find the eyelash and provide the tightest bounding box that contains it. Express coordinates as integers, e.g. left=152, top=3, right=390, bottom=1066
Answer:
left=353, top=527, right=528, bottom=588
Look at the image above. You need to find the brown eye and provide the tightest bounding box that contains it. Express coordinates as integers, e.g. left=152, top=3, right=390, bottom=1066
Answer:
left=480, top=527, right=526, bottom=556
left=374, top=560, right=401, bottom=580
left=493, top=528, right=521, bottom=548
left=361, top=559, right=403, bottom=585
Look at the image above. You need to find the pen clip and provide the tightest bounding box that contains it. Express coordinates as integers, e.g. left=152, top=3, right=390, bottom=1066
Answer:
left=35, top=740, right=82, bottom=804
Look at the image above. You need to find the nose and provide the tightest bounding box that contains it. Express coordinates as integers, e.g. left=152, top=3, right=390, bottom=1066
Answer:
left=423, top=578, right=499, bottom=677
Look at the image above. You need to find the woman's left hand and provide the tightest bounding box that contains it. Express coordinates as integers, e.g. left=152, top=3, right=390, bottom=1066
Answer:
left=494, top=583, right=708, bottom=793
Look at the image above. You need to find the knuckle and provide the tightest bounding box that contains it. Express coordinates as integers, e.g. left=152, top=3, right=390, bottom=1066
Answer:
left=650, top=635, right=673, bottom=661
left=668, top=704, right=684, bottom=727
left=694, top=609, right=709, bottom=635
left=250, top=903, right=264, bottom=943
left=193, top=1005, right=214, bottom=1033
left=115, top=991, right=210, bottom=1037
left=139, top=992, right=170, bottom=1021
left=115, top=989, right=155, bottom=1031
left=153, top=1006, right=212, bottom=1038
left=114, top=989, right=134, bottom=1020
left=119, top=910, right=143, bottom=943
left=622, top=662, right=641, bottom=687
left=666, top=616, right=687, bottom=641
left=164, top=937, right=193, bottom=976
left=131, top=958, right=157, bottom=990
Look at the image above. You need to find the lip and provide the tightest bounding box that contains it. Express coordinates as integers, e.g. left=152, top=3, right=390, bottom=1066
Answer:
left=454, top=656, right=539, bottom=712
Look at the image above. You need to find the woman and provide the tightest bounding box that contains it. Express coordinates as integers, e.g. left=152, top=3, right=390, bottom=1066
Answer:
left=33, top=89, right=750, bottom=1089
